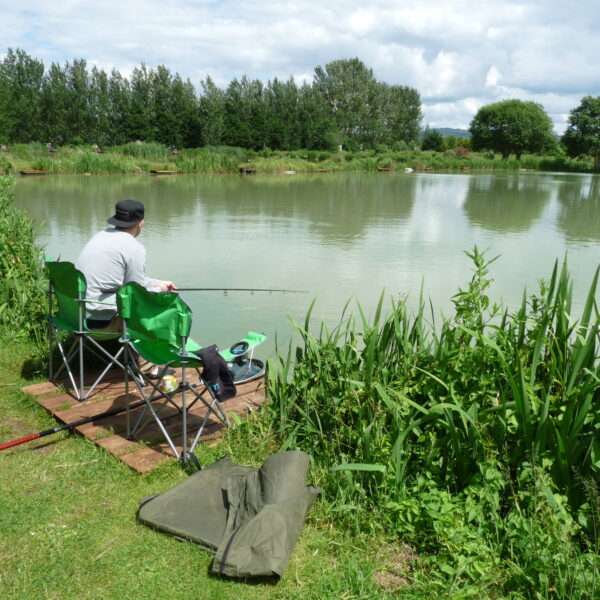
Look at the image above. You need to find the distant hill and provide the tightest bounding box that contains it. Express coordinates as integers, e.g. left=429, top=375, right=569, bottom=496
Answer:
left=421, top=127, right=471, bottom=138
left=431, top=127, right=471, bottom=138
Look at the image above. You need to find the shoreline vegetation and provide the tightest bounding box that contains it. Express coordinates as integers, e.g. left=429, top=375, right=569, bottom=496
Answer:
left=1, top=175, right=599, bottom=598
left=0, top=141, right=597, bottom=176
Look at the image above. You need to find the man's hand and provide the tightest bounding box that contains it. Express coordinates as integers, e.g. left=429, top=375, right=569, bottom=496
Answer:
left=159, top=280, right=177, bottom=292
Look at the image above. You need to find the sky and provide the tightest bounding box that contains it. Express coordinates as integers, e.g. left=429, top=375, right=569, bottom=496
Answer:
left=1, top=0, right=599, bottom=134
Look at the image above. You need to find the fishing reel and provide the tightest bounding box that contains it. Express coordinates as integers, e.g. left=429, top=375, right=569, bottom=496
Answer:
left=229, top=340, right=250, bottom=365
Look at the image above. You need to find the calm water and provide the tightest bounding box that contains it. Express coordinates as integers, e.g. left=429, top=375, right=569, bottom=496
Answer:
left=13, top=171, right=600, bottom=356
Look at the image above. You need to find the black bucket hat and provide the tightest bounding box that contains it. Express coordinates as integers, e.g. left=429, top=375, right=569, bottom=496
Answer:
left=107, top=199, right=145, bottom=227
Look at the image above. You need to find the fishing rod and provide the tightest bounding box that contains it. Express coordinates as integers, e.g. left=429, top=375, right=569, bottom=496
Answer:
left=101, top=287, right=308, bottom=295
left=177, top=287, right=308, bottom=294
left=0, top=396, right=152, bottom=452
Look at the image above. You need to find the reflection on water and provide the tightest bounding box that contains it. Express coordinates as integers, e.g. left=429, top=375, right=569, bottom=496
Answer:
left=15, top=173, right=417, bottom=243
left=463, top=173, right=551, bottom=232
left=14, top=171, right=600, bottom=355
left=556, top=175, right=600, bottom=242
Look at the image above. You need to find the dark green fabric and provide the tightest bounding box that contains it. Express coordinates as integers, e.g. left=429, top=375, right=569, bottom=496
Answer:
left=46, top=260, right=119, bottom=341
left=117, top=282, right=198, bottom=366
left=47, top=261, right=87, bottom=331
left=138, top=451, right=320, bottom=579
left=117, top=282, right=267, bottom=367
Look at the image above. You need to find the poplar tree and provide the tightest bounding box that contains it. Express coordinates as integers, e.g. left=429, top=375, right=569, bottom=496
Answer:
left=198, top=76, right=226, bottom=146
left=0, top=49, right=44, bottom=143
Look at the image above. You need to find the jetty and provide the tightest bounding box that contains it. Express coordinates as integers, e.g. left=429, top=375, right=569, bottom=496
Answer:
left=22, top=370, right=266, bottom=474
left=20, top=170, right=48, bottom=176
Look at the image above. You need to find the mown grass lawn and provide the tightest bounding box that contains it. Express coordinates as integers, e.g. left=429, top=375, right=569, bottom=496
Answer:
left=0, top=336, right=397, bottom=600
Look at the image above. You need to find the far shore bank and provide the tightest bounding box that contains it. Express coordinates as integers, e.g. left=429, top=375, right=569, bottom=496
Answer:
left=1, top=141, right=596, bottom=177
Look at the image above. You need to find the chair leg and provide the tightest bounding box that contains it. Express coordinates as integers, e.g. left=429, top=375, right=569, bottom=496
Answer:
left=187, top=376, right=230, bottom=458
left=127, top=365, right=183, bottom=459
left=49, top=327, right=127, bottom=402
left=78, top=333, right=85, bottom=401
left=48, top=320, right=53, bottom=382
left=81, top=339, right=125, bottom=399
left=50, top=332, right=84, bottom=400
left=181, top=367, right=188, bottom=460
left=122, top=361, right=232, bottom=465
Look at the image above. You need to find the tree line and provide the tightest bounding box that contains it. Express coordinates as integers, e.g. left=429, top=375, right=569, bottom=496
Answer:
left=0, top=49, right=422, bottom=151
left=467, top=98, right=600, bottom=168
left=417, top=97, right=600, bottom=170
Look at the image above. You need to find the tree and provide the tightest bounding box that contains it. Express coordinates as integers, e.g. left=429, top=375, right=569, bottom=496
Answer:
left=222, top=76, right=268, bottom=150
left=149, top=65, right=178, bottom=145
left=107, top=69, right=131, bottom=145
left=562, top=96, right=600, bottom=169
left=66, top=59, right=91, bottom=143
left=379, top=83, right=422, bottom=146
left=41, top=62, right=70, bottom=144
left=469, top=99, right=555, bottom=159
left=421, top=127, right=444, bottom=151
left=127, top=64, right=153, bottom=141
left=313, top=58, right=379, bottom=148
left=0, top=48, right=44, bottom=143
left=198, top=76, right=225, bottom=146
left=265, top=77, right=301, bottom=150
left=296, top=83, right=338, bottom=150
left=172, top=76, right=200, bottom=148
left=89, top=66, right=111, bottom=146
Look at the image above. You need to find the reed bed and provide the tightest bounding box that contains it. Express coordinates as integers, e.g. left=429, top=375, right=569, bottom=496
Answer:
left=265, top=247, right=600, bottom=593
left=174, top=149, right=243, bottom=173
left=267, top=247, right=599, bottom=525
left=112, top=141, right=171, bottom=161
left=31, top=152, right=144, bottom=174
left=3, top=141, right=597, bottom=175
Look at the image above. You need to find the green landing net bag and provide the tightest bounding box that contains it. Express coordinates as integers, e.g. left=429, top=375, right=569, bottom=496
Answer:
left=138, top=451, right=321, bottom=579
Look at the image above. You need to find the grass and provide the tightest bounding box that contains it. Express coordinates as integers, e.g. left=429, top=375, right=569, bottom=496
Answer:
left=0, top=335, right=394, bottom=600
left=0, top=142, right=596, bottom=176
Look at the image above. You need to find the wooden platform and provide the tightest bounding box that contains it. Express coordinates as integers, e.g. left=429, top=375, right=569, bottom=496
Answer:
left=20, top=169, right=48, bottom=176
left=22, top=369, right=266, bottom=474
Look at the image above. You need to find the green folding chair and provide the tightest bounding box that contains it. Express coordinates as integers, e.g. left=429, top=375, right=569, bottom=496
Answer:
left=116, top=282, right=266, bottom=465
left=46, top=260, right=126, bottom=401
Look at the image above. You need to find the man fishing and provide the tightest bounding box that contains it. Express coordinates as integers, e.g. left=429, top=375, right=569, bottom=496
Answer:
left=76, top=198, right=176, bottom=332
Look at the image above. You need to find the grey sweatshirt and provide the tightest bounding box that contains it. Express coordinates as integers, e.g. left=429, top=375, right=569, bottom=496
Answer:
left=76, top=228, right=158, bottom=320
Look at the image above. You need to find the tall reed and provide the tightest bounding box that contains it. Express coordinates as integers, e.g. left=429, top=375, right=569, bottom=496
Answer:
left=267, top=248, right=600, bottom=527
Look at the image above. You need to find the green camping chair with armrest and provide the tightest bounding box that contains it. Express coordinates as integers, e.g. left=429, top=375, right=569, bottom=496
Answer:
left=46, top=260, right=126, bottom=401
left=116, top=282, right=266, bottom=465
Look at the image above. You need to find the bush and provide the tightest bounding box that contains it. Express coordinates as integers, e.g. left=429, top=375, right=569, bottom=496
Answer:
left=0, top=156, right=13, bottom=174
left=393, top=140, right=409, bottom=151
left=0, top=176, right=46, bottom=343
left=343, top=138, right=360, bottom=152
left=421, top=129, right=445, bottom=151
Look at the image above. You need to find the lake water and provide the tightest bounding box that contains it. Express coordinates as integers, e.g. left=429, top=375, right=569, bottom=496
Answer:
left=13, top=171, right=600, bottom=357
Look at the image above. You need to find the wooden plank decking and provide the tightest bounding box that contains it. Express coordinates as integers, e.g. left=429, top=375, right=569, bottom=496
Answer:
left=20, top=169, right=48, bottom=176
left=22, top=369, right=266, bottom=474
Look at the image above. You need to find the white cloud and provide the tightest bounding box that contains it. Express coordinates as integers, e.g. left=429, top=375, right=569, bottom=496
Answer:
left=1, top=0, right=598, bottom=133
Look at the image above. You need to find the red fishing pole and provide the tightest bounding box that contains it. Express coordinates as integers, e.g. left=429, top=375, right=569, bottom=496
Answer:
left=0, top=396, right=150, bottom=452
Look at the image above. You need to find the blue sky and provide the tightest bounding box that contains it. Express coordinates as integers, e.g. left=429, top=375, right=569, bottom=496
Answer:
left=2, top=0, right=599, bottom=133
